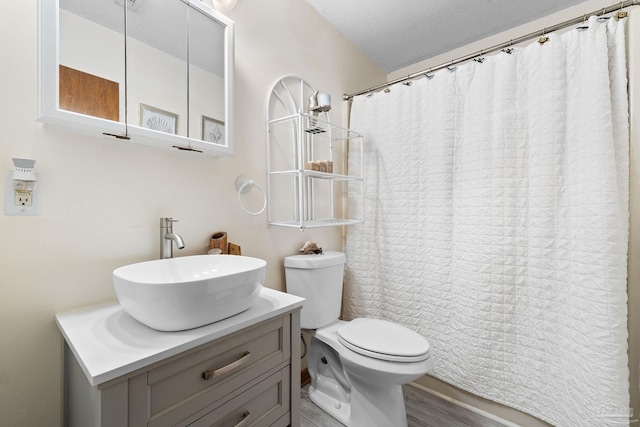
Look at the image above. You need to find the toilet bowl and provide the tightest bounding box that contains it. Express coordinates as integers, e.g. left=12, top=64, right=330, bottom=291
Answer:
left=285, top=251, right=433, bottom=427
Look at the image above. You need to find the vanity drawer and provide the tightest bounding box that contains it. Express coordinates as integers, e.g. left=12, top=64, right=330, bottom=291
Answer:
left=146, top=317, right=289, bottom=426
left=187, top=367, right=290, bottom=427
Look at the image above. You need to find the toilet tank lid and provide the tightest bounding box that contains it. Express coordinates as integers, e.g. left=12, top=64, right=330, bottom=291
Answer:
left=284, top=251, right=346, bottom=269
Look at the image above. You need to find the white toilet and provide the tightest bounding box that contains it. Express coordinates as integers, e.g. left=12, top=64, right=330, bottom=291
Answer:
left=285, top=251, right=433, bottom=427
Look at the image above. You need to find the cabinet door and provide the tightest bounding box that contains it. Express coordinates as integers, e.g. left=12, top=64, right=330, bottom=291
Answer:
left=126, top=0, right=188, bottom=138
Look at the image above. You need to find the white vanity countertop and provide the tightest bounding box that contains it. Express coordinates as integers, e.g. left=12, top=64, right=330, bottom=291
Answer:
left=55, top=287, right=304, bottom=387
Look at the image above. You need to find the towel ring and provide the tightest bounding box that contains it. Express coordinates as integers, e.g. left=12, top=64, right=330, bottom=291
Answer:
left=235, top=176, right=267, bottom=215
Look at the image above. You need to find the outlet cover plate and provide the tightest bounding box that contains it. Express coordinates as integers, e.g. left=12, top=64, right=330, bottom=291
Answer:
left=4, top=172, right=41, bottom=216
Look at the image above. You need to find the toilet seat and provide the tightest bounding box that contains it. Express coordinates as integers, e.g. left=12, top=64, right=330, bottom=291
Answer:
left=337, top=318, right=431, bottom=363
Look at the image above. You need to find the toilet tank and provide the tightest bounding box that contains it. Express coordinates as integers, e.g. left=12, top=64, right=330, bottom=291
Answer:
left=284, top=251, right=346, bottom=329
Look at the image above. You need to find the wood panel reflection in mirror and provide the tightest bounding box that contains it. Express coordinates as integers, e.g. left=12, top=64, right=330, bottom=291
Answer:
left=59, top=65, right=119, bottom=122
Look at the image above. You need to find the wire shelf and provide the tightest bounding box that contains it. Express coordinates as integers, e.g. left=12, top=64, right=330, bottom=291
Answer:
left=269, top=169, right=363, bottom=182
left=269, top=218, right=363, bottom=230
left=268, top=113, right=363, bottom=141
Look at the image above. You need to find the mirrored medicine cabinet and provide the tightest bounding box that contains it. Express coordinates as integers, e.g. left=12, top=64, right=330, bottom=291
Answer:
left=37, top=0, right=234, bottom=156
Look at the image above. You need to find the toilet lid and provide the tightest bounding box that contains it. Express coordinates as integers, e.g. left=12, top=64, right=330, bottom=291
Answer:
left=337, top=318, right=431, bottom=363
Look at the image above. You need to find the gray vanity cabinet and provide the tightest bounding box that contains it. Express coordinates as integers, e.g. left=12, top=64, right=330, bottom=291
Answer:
left=64, top=310, right=301, bottom=426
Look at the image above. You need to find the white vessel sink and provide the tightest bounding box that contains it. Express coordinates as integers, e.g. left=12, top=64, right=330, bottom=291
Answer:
left=113, top=255, right=266, bottom=331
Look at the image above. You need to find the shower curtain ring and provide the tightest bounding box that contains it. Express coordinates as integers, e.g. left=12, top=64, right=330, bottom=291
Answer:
left=538, top=28, right=549, bottom=44
left=425, top=68, right=435, bottom=79
left=577, top=14, right=589, bottom=30
left=597, top=7, right=611, bottom=22
left=615, top=2, right=628, bottom=19
left=502, top=40, right=514, bottom=54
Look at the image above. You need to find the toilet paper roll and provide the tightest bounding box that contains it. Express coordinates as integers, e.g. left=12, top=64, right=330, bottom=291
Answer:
left=210, top=232, right=228, bottom=254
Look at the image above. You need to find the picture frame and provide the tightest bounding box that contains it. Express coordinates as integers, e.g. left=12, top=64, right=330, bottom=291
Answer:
left=140, top=104, right=178, bottom=134
left=202, top=115, right=225, bottom=144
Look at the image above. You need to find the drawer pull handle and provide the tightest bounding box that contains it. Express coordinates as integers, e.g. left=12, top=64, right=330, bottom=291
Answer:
left=234, top=411, right=251, bottom=427
left=202, top=351, right=251, bottom=380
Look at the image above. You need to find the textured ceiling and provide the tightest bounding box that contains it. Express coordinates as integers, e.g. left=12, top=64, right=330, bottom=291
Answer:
left=304, top=0, right=591, bottom=72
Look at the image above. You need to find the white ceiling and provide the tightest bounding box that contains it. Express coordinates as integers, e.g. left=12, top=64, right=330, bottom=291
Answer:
left=304, top=0, right=592, bottom=72
left=61, top=0, right=226, bottom=76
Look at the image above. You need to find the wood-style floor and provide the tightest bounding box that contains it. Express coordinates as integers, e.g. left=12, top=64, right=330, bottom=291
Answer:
left=300, top=384, right=508, bottom=427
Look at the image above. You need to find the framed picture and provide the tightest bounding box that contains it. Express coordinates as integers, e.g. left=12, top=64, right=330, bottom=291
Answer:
left=140, top=104, right=178, bottom=134
left=202, top=116, right=225, bottom=144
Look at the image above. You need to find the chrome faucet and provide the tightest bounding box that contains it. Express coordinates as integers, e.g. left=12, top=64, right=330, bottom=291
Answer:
left=160, top=217, right=185, bottom=259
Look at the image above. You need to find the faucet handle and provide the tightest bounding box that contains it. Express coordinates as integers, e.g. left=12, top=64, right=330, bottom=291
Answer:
left=160, top=217, right=179, bottom=226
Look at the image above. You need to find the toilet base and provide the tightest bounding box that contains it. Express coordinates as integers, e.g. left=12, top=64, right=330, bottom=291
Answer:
left=348, top=381, right=408, bottom=427
left=307, top=328, right=421, bottom=427
left=308, top=383, right=351, bottom=426
left=309, top=381, right=408, bottom=427
left=285, top=252, right=431, bottom=426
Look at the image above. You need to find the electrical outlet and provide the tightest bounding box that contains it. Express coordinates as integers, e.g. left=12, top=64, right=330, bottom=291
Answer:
left=14, top=192, right=33, bottom=206
left=4, top=172, right=41, bottom=216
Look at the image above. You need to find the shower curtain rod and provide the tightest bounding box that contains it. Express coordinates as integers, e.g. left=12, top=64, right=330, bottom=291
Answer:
left=343, top=0, right=639, bottom=101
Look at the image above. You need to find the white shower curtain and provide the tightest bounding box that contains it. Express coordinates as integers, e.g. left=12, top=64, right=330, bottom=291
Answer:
left=345, top=16, right=630, bottom=427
